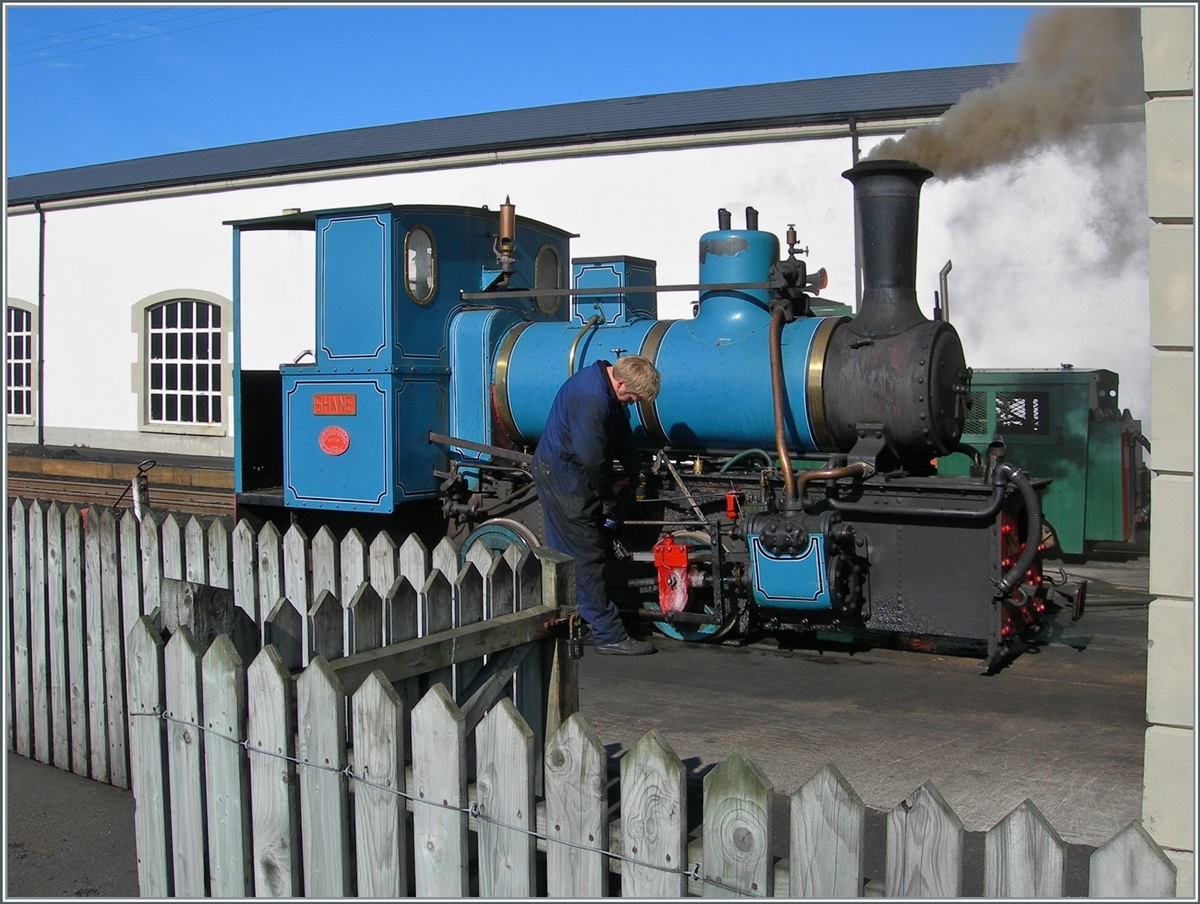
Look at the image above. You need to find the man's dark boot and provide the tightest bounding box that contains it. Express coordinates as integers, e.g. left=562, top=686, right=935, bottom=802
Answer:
left=595, top=636, right=656, bottom=656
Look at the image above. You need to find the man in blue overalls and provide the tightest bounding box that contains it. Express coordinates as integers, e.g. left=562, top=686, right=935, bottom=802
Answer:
left=533, top=355, right=661, bottom=655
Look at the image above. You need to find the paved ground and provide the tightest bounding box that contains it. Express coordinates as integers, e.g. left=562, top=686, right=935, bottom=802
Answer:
left=5, top=751, right=139, bottom=898
left=4, top=553, right=1154, bottom=896
left=581, top=551, right=1152, bottom=835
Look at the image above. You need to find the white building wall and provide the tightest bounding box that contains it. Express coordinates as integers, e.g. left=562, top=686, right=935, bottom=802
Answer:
left=1140, top=7, right=1196, bottom=898
left=5, top=212, right=40, bottom=303
left=7, top=121, right=1150, bottom=457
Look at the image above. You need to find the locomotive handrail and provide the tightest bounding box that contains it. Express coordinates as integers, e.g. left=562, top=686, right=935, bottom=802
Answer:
left=460, top=280, right=774, bottom=301
left=428, top=431, right=533, bottom=465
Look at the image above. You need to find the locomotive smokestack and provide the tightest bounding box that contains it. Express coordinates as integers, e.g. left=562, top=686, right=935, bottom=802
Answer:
left=842, top=159, right=932, bottom=340
left=746, top=207, right=759, bottom=230
left=718, top=208, right=732, bottom=231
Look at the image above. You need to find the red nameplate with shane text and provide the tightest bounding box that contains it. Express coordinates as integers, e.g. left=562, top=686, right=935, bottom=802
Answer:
left=312, top=393, right=357, bottom=416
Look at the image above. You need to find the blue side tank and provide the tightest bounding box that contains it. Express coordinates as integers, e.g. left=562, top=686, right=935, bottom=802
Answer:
left=490, top=224, right=843, bottom=455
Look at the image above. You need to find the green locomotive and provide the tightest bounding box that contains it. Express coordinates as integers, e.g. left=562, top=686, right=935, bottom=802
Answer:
left=938, top=368, right=1149, bottom=557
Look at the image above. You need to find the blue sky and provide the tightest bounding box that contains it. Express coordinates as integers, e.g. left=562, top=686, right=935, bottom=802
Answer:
left=5, top=5, right=1037, bottom=177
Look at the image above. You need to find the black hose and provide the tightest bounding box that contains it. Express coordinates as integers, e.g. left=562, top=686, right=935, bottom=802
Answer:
left=994, top=462, right=1042, bottom=595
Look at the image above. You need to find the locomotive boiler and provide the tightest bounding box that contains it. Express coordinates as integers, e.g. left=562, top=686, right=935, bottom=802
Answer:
left=231, top=160, right=1086, bottom=671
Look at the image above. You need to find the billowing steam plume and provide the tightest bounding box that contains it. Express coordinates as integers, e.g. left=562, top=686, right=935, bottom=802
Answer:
left=869, top=8, right=1144, bottom=178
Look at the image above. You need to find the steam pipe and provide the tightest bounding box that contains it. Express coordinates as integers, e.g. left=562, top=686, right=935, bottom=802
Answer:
left=768, top=308, right=796, bottom=502
left=795, top=462, right=875, bottom=502
left=939, top=260, right=953, bottom=324
left=994, top=462, right=1043, bottom=595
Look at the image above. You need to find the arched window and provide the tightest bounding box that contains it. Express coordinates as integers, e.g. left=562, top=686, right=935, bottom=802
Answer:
left=146, top=298, right=223, bottom=424
left=133, top=290, right=230, bottom=434
left=5, top=299, right=37, bottom=424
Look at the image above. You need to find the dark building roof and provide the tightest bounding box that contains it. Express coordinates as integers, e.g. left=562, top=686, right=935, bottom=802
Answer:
left=9, top=63, right=1013, bottom=205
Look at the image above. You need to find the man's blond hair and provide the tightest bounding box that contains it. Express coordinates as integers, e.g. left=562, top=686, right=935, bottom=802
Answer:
left=613, top=355, right=661, bottom=402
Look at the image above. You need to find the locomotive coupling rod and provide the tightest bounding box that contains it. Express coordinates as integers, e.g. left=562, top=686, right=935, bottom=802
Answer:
left=428, top=431, right=533, bottom=465
left=620, top=519, right=709, bottom=527
left=634, top=607, right=721, bottom=625
left=460, top=280, right=773, bottom=301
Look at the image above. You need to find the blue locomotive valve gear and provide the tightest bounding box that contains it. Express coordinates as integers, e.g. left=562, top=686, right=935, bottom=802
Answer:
left=533, top=359, right=654, bottom=651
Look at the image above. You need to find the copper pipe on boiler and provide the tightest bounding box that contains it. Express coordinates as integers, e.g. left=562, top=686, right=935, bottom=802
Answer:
left=768, top=308, right=796, bottom=502
left=795, top=461, right=875, bottom=502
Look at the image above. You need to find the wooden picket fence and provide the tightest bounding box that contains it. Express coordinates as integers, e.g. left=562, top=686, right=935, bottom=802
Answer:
left=125, top=639, right=1179, bottom=899
left=5, top=496, right=1181, bottom=897
left=6, top=497, right=575, bottom=793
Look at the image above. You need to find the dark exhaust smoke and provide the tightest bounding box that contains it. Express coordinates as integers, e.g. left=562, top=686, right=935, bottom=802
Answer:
left=869, top=8, right=1144, bottom=178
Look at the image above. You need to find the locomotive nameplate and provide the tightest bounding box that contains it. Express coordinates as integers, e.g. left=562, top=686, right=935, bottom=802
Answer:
left=312, top=393, right=357, bottom=416
left=318, top=426, right=350, bottom=456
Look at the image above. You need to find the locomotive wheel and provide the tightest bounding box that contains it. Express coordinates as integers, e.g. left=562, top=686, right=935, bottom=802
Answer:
left=645, top=530, right=739, bottom=643
left=459, top=517, right=541, bottom=567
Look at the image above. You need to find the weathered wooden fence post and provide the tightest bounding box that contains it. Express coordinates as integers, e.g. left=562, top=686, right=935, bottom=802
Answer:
left=411, top=682, right=468, bottom=897
left=247, top=644, right=301, bottom=897
left=160, top=513, right=184, bottom=582
left=703, top=747, right=774, bottom=896
left=885, top=781, right=963, bottom=897
left=126, top=616, right=172, bottom=897
left=422, top=569, right=455, bottom=695
left=100, top=507, right=129, bottom=789
left=620, top=728, right=688, bottom=897
left=201, top=634, right=253, bottom=897
left=256, top=521, right=283, bottom=645
left=790, top=762, right=865, bottom=897
left=1089, top=820, right=1178, bottom=898
left=206, top=517, right=231, bottom=591
left=282, top=523, right=312, bottom=666
left=348, top=582, right=383, bottom=655
left=46, top=502, right=71, bottom=770
left=983, top=798, right=1065, bottom=897
left=309, top=590, right=344, bottom=663
left=368, top=529, right=397, bottom=592
left=263, top=596, right=303, bottom=673
left=340, top=528, right=368, bottom=656
left=476, top=696, right=537, bottom=897
left=84, top=506, right=109, bottom=783
left=534, top=546, right=578, bottom=757
left=10, top=498, right=32, bottom=758
left=297, top=655, right=353, bottom=896
left=164, top=626, right=208, bottom=896
left=27, top=499, right=50, bottom=765
left=545, top=711, right=609, bottom=897
left=231, top=519, right=259, bottom=628
left=184, top=516, right=207, bottom=585
left=65, top=504, right=88, bottom=776
left=455, top=560, right=486, bottom=696
left=118, top=509, right=144, bottom=649
left=139, top=511, right=163, bottom=618
left=351, top=670, right=407, bottom=898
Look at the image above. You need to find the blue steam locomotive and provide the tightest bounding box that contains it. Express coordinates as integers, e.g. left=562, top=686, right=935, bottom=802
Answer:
left=230, top=160, right=1085, bottom=670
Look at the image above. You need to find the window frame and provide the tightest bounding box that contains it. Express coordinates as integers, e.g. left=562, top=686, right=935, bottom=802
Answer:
left=5, top=298, right=38, bottom=427
left=403, top=225, right=437, bottom=305
left=131, top=289, right=232, bottom=436
left=533, top=244, right=563, bottom=315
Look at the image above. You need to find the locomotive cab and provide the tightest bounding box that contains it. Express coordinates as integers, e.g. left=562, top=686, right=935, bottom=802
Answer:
left=228, top=202, right=572, bottom=531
